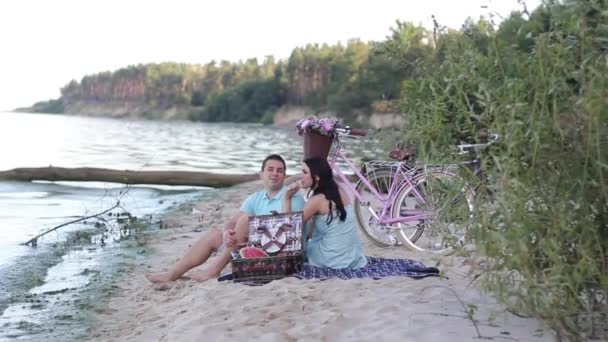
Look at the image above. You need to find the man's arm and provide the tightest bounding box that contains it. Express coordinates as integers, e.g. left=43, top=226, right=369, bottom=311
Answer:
left=224, top=190, right=255, bottom=245
left=223, top=211, right=241, bottom=232
left=291, top=191, right=306, bottom=212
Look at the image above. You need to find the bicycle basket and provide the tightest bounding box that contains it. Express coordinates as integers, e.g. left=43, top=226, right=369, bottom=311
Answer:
left=303, top=131, right=333, bottom=159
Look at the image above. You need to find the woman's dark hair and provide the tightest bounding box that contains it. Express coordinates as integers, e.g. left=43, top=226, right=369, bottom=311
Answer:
left=303, top=157, right=346, bottom=224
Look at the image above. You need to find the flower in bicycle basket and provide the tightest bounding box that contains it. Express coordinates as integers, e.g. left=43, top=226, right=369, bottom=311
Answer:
left=296, top=116, right=338, bottom=137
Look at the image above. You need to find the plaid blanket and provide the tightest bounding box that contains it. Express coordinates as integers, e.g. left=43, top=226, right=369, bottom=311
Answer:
left=218, top=257, right=439, bottom=284
left=293, top=257, right=440, bottom=280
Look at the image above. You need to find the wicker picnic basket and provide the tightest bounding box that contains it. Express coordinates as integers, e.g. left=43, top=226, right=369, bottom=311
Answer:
left=232, top=211, right=304, bottom=283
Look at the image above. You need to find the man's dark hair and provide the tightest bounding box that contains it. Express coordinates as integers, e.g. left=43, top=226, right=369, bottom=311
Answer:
left=261, top=154, right=286, bottom=171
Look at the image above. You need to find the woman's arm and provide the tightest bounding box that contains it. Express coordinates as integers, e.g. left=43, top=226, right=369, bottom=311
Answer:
left=284, top=173, right=302, bottom=186
left=282, top=197, right=291, bottom=213
left=301, top=195, right=321, bottom=224
left=284, top=182, right=321, bottom=223
left=338, top=187, right=351, bottom=207
left=282, top=182, right=301, bottom=213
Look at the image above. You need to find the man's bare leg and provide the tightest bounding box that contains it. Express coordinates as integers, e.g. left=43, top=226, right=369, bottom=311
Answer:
left=145, top=228, right=223, bottom=283
left=189, top=215, right=250, bottom=282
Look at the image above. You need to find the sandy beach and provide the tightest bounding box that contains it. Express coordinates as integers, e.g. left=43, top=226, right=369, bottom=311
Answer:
left=89, top=181, right=554, bottom=341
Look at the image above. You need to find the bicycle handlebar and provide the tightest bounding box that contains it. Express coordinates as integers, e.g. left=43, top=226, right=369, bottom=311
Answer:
left=349, top=128, right=367, bottom=136
left=334, top=125, right=367, bottom=137
left=456, top=132, right=500, bottom=154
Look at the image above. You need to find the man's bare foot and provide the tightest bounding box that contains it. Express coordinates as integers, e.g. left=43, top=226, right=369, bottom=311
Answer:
left=145, top=271, right=177, bottom=283
left=188, top=269, right=218, bottom=282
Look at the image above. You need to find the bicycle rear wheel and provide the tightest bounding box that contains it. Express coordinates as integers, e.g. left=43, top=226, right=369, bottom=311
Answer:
left=352, top=169, right=402, bottom=247
left=392, top=170, right=475, bottom=255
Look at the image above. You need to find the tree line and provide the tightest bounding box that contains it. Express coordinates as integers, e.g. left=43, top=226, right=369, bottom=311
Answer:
left=31, top=21, right=432, bottom=122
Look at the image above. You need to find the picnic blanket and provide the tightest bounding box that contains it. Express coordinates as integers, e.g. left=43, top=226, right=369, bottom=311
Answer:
left=294, top=256, right=439, bottom=280
left=218, top=257, right=439, bottom=283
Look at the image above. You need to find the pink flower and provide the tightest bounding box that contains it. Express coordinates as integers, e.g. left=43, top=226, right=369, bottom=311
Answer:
left=319, top=118, right=335, bottom=133
left=296, top=118, right=312, bottom=135
left=296, top=116, right=338, bottom=136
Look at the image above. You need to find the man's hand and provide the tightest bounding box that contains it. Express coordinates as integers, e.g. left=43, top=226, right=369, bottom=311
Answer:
left=223, top=229, right=237, bottom=247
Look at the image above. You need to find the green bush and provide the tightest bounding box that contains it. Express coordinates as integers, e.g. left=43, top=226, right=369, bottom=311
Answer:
left=31, top=99, right=64, bottom=114
left=192, top=79, right=286, bottom=122
left=400, top=2, right=607, bottom=340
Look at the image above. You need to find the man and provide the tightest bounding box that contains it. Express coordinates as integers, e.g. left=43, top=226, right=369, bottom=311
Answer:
left=145, top=154, right=305, bottom=283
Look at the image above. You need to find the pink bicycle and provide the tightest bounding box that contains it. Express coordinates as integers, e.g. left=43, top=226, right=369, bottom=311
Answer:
left=298, top=118, right=497, bottom=255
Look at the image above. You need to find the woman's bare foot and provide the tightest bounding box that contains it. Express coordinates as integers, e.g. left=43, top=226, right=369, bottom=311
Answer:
left=188, top=269, right=218, bottom=282
left=145, top=271, right=177, bottom=283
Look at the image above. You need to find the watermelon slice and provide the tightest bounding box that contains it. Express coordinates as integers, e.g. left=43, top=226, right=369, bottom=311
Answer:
left=239, top=246, right=268, bottom=259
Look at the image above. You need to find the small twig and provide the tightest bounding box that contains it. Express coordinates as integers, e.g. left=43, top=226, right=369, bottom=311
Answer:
left=410, top=311, right=471, bottom=320
left=22, top=202, right=122, bottom=246
left=418, top=286, right=525, bottom=341
left=467, top=273, right=483, bottom=288
left=409, top=312, right=522, bottom=341
left=419, top=285, right=483, bottom=338
left=485, top=336, right=520, bottom=342
left=505, top=308, right=532, bottom=319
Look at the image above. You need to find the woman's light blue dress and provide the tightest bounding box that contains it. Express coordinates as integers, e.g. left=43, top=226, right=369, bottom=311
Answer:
left=305, top=205, right=367, bottom=269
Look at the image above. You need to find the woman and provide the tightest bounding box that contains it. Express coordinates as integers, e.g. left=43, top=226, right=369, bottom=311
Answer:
left=283, top=157, right=367, bottom=269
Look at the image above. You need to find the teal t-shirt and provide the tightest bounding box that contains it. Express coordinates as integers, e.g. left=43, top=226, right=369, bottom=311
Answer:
left=240, top=185, right=305, bottom=215
left=305, top=205, right=367, bottom=269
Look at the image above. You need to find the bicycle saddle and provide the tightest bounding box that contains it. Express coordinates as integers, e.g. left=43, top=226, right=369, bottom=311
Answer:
left=389, top=142, right=417, bottom=161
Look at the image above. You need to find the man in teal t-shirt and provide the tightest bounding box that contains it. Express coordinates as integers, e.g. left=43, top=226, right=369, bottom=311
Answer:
left=146, top=154, right=305, bottom=283
left=240, top=184, right=305, bottom=215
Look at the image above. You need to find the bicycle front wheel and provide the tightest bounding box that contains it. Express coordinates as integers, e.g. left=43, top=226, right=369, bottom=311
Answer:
left=392, top=171, right=475, bottom=255
left=353, top=169, right=402, bottom=247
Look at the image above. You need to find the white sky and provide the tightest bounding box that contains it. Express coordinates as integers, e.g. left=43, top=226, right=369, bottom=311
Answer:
left=0, top=0, right=539, bottom=111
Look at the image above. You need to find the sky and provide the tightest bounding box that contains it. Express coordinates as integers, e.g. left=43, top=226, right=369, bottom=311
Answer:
left=0, top=0, right=540, bottom=111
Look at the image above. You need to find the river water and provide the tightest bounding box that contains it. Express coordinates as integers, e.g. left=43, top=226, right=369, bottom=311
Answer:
left=0, top=112, right=384, bottom=341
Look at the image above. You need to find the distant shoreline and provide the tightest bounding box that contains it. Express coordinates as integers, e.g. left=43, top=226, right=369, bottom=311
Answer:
left=11, top=105, right=404, bottom=129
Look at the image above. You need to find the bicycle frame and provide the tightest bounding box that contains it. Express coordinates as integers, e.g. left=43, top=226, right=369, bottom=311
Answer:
left=327, top=138, right=432, bottom=226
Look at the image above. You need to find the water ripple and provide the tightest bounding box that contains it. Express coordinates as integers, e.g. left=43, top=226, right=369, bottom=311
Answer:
left=0, top=112, right=386, bottom=174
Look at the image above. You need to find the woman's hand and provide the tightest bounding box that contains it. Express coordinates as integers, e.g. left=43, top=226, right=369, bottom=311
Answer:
left=284, top=173, right=303, bottom=185
left=284, top=182, right=301, bottom=199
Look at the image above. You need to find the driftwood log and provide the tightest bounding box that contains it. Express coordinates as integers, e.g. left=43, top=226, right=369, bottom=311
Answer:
left=0, top=167, right=259, bottom=188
